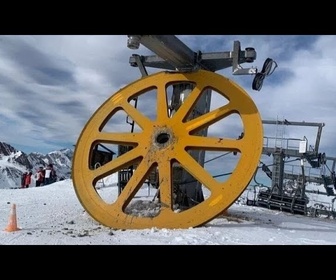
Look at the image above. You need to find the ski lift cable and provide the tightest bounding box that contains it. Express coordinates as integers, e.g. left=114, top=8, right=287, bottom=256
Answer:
left=324, top=164, right=332, bottom=173
left=258, top=158, right=301, bottom=170
left=175, top=154, right=301, bottom=189
left=204, top=152, right=231, bottom=164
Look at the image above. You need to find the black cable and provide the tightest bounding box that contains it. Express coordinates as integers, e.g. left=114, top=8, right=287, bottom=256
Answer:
left=204, top=152, right=231, bottom=164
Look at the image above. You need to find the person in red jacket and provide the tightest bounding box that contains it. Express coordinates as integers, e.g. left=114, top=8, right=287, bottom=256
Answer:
left=24, top=171, right=33, bottom=188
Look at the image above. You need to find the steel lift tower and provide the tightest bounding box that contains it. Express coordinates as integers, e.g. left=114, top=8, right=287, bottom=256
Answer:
left=125, top=35, right=274, bottom=207
left=258, top=119, right=336, bottom=214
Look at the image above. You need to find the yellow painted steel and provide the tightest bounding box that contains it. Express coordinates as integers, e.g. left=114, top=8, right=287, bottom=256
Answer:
left=72, top=70, right=263, bottom=229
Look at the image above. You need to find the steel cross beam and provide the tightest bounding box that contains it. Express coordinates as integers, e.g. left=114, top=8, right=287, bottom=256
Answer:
left=127, top=35, right=257, bottom=73
left=262, top=119, right=325, bottom=153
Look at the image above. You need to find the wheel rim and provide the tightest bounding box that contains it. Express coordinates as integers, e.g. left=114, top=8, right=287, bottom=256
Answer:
left=72, top=69, right=263, bottom=229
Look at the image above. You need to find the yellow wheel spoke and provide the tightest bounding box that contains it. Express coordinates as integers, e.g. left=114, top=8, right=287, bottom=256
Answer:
left=98, top=131, right=141, bottom=145
left=95, top=148, right=141, bottom=178
left=156, top=81, right=169, bottom=122
left=185, top=103, right=233, bottom=133
left=175, top=149, right=220, bottom=192
left=184, top=135, right=241, bottom=151
left=116, top=159, right=152, bottom=207
left=157, top=160, right=173, bottom=210
left=173, top=86, right=203, bottom=122
left=122, top=102, right=152, bottom=130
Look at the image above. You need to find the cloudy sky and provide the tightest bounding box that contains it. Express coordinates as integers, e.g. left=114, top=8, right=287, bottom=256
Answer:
left=0, top=35, right=335, bottom=159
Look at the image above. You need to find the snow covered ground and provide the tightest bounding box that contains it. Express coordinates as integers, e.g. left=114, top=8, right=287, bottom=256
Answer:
left=1, top=179, right=336, bottom=245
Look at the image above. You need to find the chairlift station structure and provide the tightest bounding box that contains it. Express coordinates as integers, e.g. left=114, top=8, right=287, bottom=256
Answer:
left=71, top=35, right=334, bottom=229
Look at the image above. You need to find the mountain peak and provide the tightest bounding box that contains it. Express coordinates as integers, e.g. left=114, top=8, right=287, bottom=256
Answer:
left=0, top=142, right=73, bottom=189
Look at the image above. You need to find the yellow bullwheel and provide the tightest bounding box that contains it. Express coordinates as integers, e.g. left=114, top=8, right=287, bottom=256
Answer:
left=72, top=69, right=263, bottom=229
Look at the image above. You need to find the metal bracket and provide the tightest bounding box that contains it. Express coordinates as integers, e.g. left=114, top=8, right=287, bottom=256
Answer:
left=232, top=41, right=257, bottom=75
left=131, top=54, right=148, bottom=77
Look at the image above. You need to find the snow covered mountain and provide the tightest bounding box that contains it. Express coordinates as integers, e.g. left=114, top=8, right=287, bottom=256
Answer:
left=0, top=142, right=73, bottom=189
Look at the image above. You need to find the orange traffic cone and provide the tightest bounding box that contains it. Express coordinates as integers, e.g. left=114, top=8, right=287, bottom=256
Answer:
left=4, top=203, right=20, bottom=232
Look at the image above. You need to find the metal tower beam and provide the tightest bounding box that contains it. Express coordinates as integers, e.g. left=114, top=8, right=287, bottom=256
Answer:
left=127, top=35, right=257, bottom=72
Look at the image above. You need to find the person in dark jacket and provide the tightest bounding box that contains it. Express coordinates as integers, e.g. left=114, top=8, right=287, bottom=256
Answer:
left=21, top=172, right=27, bottom=188
left=49, top=164, right=57, bottom=183
left=35, top=167, right=45, bottom=187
